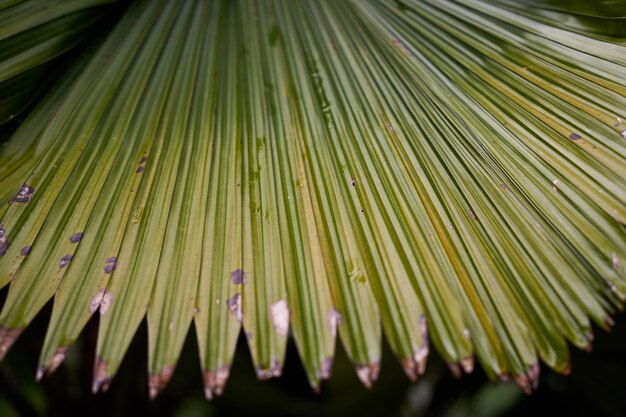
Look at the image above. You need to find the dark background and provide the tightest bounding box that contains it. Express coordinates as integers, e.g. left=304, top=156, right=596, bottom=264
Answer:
left=1, top=287, right=625, bottom=417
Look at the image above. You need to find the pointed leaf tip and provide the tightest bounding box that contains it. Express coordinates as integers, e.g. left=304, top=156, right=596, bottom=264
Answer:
left=355, top=361, right=381, bottom=389
left=202, top=366, right=230, bottom=400
left=148, top=365, right=175, bottom=400
left=0, top=328, right=23, bottom=360
left=92, top=357, right=112, bottom=394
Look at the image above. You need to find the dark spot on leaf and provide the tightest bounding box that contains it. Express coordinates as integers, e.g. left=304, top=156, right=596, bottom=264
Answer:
left=136, top=166, right=144, bottom=174
left=351, top=177, right=356, bottom=186
left=230, top=269, right=247, bottom=285
left=0, top=224, right=9, bottom=256
left=104, top=257, right=117, bottom=274
left=20, top=246, right=31, bottom=256
left=569, top=133, right=581, bottom=140
left=139, top=156, right=147, bottom=164
left=14, top=185, right=34, bottom=203
left=70, top=232, right=84, bottom=243
left=59, top=255, right=72, bottom=268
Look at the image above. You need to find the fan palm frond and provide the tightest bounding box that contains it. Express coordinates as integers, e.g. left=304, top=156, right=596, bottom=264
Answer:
left=0, top=0, right=625, bottom=399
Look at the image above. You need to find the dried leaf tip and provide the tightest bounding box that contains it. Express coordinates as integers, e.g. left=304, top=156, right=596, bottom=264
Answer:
left=148, top=365, right=175, bottom=400
left=401, top=345, right=429, bottom=382
left=0, top=327, right=23, bottom=360
left=37, top=346, right=69, bottom=380
left=255, top=359, right=282, bottom=380
left=320, top=357, right=334, bottom=380
left=355, top=361, right=380, bottom=389
left=203, top=367, right=230, bottom=400
left=92, top=358, right=112, bottom=394
left=460, top=356, right=475, bottom=374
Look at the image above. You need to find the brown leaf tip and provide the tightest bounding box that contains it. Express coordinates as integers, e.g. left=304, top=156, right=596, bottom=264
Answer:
left=448, top=362, right=462, bottom=379
left=355, top=361, right=380, bottom=389
left=38, top=346, right=70, bottom=380
left=230, top=269, right=248, bottom=285
left=255, top=359, right=282, bottom=380
left=0, top=327, right=23, bottom=360
left=320, top=357, right=334, bottom=380
left=513, top=373, right=532, bottom=395
left=148, top=365, right=175, bottom=400
left=92, top=358, right=112, bottom=394
left=14, top=184, right=34, bottom=203
left=203, top=366, right=230, bottom=400
left=460, top=356, right=475, bottom=374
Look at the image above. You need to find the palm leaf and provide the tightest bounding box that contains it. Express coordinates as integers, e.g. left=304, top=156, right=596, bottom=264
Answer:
left=0, top=0, right=625, bottom=399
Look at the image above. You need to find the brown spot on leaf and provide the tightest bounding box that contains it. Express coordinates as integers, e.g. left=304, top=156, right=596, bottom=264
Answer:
left=136, top=166, right=144, bottom=173
left=569, top=133, right=581, bottom=140
left=14, top=184, right=34, bottom=203
left=227, top=293, right=242, bottom=323
left=59, top=255, right=72, bottom=268
left=20, top=246, right=31, bottom=256
left=70, top=232, right=84, bottom=243
left=139, top=156, right=147, bottom=164
left=104, top=257, right=117, bottom=273
left=230, top=269, right=247, bottom=285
